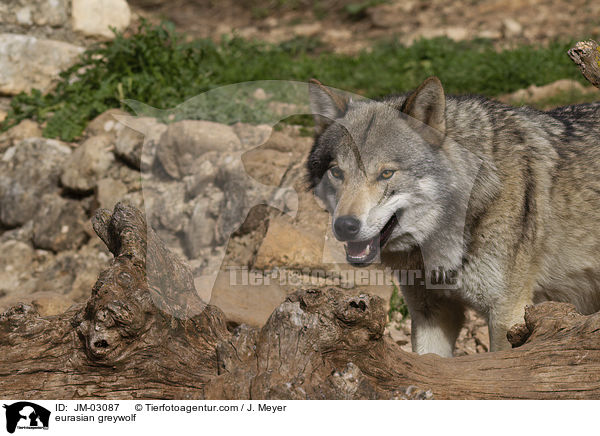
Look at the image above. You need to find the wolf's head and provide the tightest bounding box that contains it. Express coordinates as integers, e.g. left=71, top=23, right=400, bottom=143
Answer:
left=307, top=77, right=459, bottom=266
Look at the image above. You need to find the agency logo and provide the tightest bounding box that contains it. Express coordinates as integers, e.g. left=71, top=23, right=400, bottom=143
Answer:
left=3, top=402, right=50, bottom=434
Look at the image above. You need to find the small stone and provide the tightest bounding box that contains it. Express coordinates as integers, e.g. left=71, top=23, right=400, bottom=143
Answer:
left=15, top=7, right=32, bottom=26
left=502, top=18, right=523, bottom=37
left=0, top=137, right=71, bottom=227
left=0, top=34, right=84, bottom=95
left=60, top=134, right=115, bottom=192
left=116, top=117, right=167, bottom=170
left=5, top=119, right=42, bottom=142
left=477, top=29, right=502, bottom=40
left=147, top=181, right=189, bottom=233
left=443, top=26, right=469, bottom=41
left=292, top=23, right=322, bottom=37
left=1, top=0, right=69, bottom=27
left=0, top=240, right=34, bottom=287
left=157, top=120, right=241, bottom=179
left=322, top=29, right=353, bottom=44
left=0, top=119, right=42, bottom=152
left=85, top=109, right=129, bottom=137
left=115, top=124, right=144, bottom=168
left=263, top=17, right=278, bottom=28
left=72, top=0, right=131, bottom=39
left=252, top=88, right=268, bottom=100
left=32, top=194, right=88, bottom=252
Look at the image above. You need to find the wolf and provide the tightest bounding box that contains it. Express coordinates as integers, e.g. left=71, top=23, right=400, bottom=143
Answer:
left=306, top=76, right=600, bottom=356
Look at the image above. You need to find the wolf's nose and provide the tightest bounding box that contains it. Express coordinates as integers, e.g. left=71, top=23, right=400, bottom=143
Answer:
left=334, top=215, right=361, bottom=240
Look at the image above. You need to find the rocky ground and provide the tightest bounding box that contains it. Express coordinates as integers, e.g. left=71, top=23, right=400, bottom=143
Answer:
left=132, top=0, right=600, bottom=53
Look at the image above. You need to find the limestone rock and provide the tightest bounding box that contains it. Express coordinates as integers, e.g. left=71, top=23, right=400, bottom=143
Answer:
left=84, top=108, right=129, bottom=138
left=0, top=119, right=42, bottom=152
left=115, top=117, right=167, bottom=169
left=0, top=34, right=84, bottom=95
left=71, top=0, right=131, bottom=39
left=115, top=124, right=145, bottom=168
left=32, top=194, right=88, bottom=252
left=0, top=137, right=71, bottom=227
left=60, top=135, right=115, bottom=192
left=0, top=0, right=69, bottom=27
left=0, top=240, right=35, bottom=298
left=292, top=23, right=322, bottom=37
left=157, top=120, right=241, bottom=179
left=502, top=18, right=523, bottom=38
left=144, top=180, right=189, bottom=233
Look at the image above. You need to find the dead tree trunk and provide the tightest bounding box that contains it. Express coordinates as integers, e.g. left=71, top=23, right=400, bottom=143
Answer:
left=1, top=202, right=600, bottom=400
left=568, top=40, right=600, bottom=89
left=2, top=41, right=600, bottom=400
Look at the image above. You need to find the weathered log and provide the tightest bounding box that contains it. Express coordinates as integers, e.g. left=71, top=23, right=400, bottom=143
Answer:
left=568, top=40, right=600, bottom=89
left=2, top=202, right=600, bottom=400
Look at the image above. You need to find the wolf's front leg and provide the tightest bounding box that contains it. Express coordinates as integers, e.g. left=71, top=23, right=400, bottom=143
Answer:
left=488, top=297, right=531, bottom=352
left=401, top=286, right=465, bottom=358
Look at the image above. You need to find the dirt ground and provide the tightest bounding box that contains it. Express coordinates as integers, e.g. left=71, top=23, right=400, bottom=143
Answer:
left=130, top=0, right=600, bottom=53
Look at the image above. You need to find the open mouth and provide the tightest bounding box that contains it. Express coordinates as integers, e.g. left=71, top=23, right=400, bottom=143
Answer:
left=344, top=212, right=399, bottom=267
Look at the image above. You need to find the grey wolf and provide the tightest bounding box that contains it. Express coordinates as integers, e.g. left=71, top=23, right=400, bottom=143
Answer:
left=307, top=76, right=600, bottom=356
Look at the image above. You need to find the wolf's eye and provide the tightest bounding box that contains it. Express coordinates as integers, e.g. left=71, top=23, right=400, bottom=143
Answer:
left=379, top=170, right=395, bottom=180
left=329, top=166, right=344, bottom=180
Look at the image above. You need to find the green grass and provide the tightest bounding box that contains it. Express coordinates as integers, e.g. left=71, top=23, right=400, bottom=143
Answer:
left=0, top=20, right=590, bottom=141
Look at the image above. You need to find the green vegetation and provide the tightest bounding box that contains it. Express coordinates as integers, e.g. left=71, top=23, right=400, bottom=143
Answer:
left=388, top=283, right=409, bottom=321
left=0, top=20, right=590, bottom=141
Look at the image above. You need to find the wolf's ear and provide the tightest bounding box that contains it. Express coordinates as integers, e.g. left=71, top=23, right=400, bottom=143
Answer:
left=308, top=79, right=349, bottom=134
left=401, top=77, right=446, bottom=137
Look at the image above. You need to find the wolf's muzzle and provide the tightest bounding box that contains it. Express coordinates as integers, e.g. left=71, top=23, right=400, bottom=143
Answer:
left=334, top=215, right=361, bottom=241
